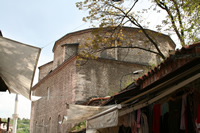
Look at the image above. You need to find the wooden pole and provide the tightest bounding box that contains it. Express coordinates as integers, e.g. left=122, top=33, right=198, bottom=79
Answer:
left=7, top=118, right=10, bottom=131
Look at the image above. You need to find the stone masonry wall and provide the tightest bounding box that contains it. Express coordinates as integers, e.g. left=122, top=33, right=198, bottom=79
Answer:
left=52, top=27, right=175, bottom=70
left=53, top=30, right=93, bottom=70
left=75, top=58, right=146, bottom=104
left=115, top=28, right=175, bottom=65
left=43, top=27, right=175, bottom=81
left=38, top=61, right=53, bottom=81
left=53, top=43, right=65, bottom=69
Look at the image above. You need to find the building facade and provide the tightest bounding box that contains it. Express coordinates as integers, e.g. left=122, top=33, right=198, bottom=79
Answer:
left=30, top=27, right=175, bottom=133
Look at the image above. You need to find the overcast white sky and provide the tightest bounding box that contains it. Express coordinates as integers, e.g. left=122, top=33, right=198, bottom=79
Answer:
left=0, top=0, right=180, bottom=119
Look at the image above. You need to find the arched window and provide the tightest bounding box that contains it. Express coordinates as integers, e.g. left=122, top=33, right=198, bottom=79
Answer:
left=57, top=115, right=62, bottom=133
left=47, top=87, right=50, bottom=100
left=34, top=121, right=37, bottom=133
left=48, top=117, right=52, bottom=133
left=41, top=119, right=44, bottom=133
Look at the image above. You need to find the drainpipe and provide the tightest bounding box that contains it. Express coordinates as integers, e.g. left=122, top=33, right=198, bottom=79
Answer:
left=12, top=94, right=19, bottom=133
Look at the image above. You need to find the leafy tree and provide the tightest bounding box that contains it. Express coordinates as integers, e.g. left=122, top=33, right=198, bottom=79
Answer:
left=154, top=0, right=200, bottom=46
left=76, top=0, right=200, bottom=60
left=0, top=118, right=29, bottom=133
left=17, top=118, right=30, bottom=133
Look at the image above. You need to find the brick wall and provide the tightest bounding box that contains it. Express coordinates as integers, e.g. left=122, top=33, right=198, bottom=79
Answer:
left=30, top=57, right=77, bottom=133
left=30, top=56, right=146, bottom=132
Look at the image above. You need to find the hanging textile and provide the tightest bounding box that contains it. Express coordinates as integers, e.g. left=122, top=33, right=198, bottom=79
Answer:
left=118, top=125, right=132, bottom=133
left=161, top=102, right=169, bottom=116
left=180, top=94, right=187, bottom=130
left=152, top=104, right=161, bottom=133
left=118, top=111, right=137, bottom=133
left=197, top=104, right=200, bottom=124
left=136, top=109, right=141, bottom=128
left=196, top=104, right=200, bottom=132
left=168, top=96, right=182, bottom=133
left=141, top=113, right=149, bottom=133
left=186, top=93, right=196, bottom=132
left=160, top=102, right=169, bottom=133
left=193, top=91, right=200, bottom=132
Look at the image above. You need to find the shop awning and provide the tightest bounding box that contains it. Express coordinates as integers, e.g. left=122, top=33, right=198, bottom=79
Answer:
left=119, top=72, right=200, bottom=116
left=0, top=36, right=41, bottom=99
left=61, top=104, right=116, bottom=124
left=87, top=104, right=121, bottom=129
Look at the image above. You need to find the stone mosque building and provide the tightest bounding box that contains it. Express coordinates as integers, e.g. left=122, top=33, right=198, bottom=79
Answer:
left=30, top=27, right=175, bottom=133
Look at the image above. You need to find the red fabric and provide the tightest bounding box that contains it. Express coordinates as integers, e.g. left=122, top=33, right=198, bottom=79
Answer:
left=197, top=104, right=200, bottom=124
left=131, top=121, right=137, bottom=133
left=137, top=109, right=141, bottom=128
left=152, top=104, right=161, bottom=133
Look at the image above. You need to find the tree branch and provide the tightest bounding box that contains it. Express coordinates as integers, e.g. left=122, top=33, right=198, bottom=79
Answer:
left=156, top=0, right=185, bottom=46
left=98, top=46, right=160, bottom=55
left=108, top=1, right=166, bottom=59
left=126, top=15, right=166, bottom=59
left=171, top=0, right=184, bottom=38
left=126, top=0, right=139, bottom=15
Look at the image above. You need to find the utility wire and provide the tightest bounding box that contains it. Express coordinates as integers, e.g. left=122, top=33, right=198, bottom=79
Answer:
left=41, top=41, right=55, bottom=50
left=71, top=22, right=88, bottom=32
left=40, top=22, right=88, bottom=50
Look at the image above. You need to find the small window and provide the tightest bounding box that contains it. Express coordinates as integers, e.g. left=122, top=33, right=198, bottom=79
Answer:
left=101, top=51, right=107, bottom=58
left=57, top=115, right=62, bottom=133
left=63, top=43, right=79, bottom=60
left=42, top=119, right=44, bottom=133
left=48, top=117, right=51, bottom=133
left=47, top=87, right=50, bottom=100
left=34, top=121, right=37, bottom=133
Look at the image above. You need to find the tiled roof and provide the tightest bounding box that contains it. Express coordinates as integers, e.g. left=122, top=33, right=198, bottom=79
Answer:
left=86, top=97, right=110, bottom=106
